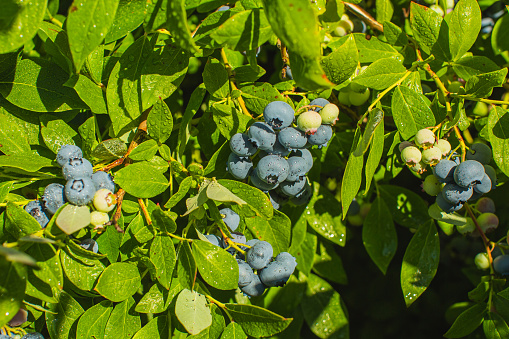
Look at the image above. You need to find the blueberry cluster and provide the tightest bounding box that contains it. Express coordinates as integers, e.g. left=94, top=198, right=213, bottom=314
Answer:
left=24, top=144, right=117, bottom=231
left=421, top=142, right=497, bottom=213
left=400, top=129, right=451, bottom=173
left=228, top=100, right=339, bottom=208
left=205, top=208, right=297, bottom=297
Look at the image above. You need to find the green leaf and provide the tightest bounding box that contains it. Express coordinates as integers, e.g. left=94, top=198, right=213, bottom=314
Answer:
left=341, top=146, right=364, bottom=219
left=132, top=315, right=169, bottom=339
left=483, top=312, right=509, bottom=339
left=0, top=0, right=47, bottom=53
left=352, top=57, right=407, bottom=90
left=60, top=247, right=105, bottom=291
left=321, top=35, right=358, bottom=85
left=465, top=69, right=508, bottom=98
left=351, top=33, right=401, bottom=63
left=166, top=0, right=198, bottom=52
left=233, top=64, right=266, bottom=83
left=224, top=303, right=292, bottom=337
left=383, top=21, right=408, bottom=46
left=452, top=55, right=500, bottom=81
left=203, top=58, right=230, bottom=99
left=104, top=297, right=141, bottom=339
left=40, top=115, right=79, bottom=154
left=488, top=106, right=509, bottom=177
left=150, top=234, right=176, bottom=289
left=365, top=119, right=384, bottom=192
left=95, top=262, right=141, bottom=302
left=0, top=246, right=37, bottom=267
left=147, top=98, right=173, bottom=144
left=25, top=244, right=63, bottom=304
left=211, top=103, right=252, bottom=139
left=0, top=59, right=86, bottom=112
left=192, top=240, right=238, bottom=290
left=135, top=282, right=171, bottom=314
left=220, top=322, right=247, bottom=339
left=301, top=274, right=349, bottom=338
left=391, top=86, right=436, bottom=140
left=105, top=0, right=146, bottom=43
left=129, top=213, right=155, bottom=243
left=66, top=0, right=119, bottom=72
left=0, top=260, right=26, bottom=328
left=379, top=185, right=431, bottom=228
left=245, top=210, right=291, bottom=255
left=313, top=241, right=348, bottom=284
left=290, top=231, right=317, bottom=276
left=46, top=291, right=84, bottom=339
left=165, top=176, right=193, bottom=209
left=115, top=161, right=169, bottom=198
left=151, top=205, right=177, bottom=233
left=95, top=219, right=123, bottom=263
left=79, top=116, right=98, bottom=159
left=0, top=153, right=53, bottom=172
left=288, top=52, right=334, bottom=90
left=91, top=138, right=127, bottom=159
left=211, top=9, right=273, bottom=51
left=362, top=196, right=397, bottom=274
left=206, top=180, right=248, bottom=205
left=376, top=0, right=394, bottom=24
left=176, top=84, right=207, bottom=160
left=67, top=74, right=107, bottom=113
left=0, top=107, right=31, bottom=155
left=401, top=220, right=440, bottom=307
left=217, top=179, right=273, bottom=219
left=129, top=139, right=159, bottom=161
left=447, top=0, right=481, bottom=60
left=55, top=204, right=92, bottom=235
left=175, top=289, right=213, bottom=335
left=240, top=82, right=285, bottom=116
left=491, top=13, right=509, bottom=55
left=178, top=241, right=197, bottom=291
left=409, top=2, right=449, bottom=58
left=5, top=202, right=42, bottom=239
left=76, top=300, right=113, bottom=339
left=444, top=303, right=487, bottom=338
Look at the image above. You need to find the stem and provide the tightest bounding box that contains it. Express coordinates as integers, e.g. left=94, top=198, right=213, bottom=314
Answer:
left=465, top=203, right=493, bottom=267
left=45, top=9, right=63, bottom=27
left=220, top=49, right=252, bottom=118
left=366, top=70, right=413, bottom=114
left=167, top=232, right=193, bottom=242
left=453, top=126, right=467, bottom=162
left=0, top=200, right=32, bottom=207
left=138, top=198, right=152, bottom=225
left=344, top=2, right=384, bottom=32
left=450, top=94, right=509, bottom=106
left=109, top=189, right=126, bottom=233
left=205, top=295, right=233, bottom=322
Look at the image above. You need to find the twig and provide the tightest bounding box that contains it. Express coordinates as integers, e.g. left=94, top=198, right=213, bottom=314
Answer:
left=344, top=2, right=384, bottom=32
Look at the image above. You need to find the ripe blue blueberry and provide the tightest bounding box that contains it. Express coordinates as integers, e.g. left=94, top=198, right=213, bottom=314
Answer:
left=484, top=165, right=497, bottom=189
left=21, top=333, right=45, bottom=339
left=433, top=159, right=457, bottom=183
left=469, top=191, right=483, bottom=202
left=42, top=183, right=66, bottom=215
left=466, top=143, right=492, bottom=165
left=79, top=238, right=99, bottom=253
left=246, top=240, right=273, bottom=270
left=230, top=133, right=257, bottom=157
left=474, top=174, right=492, bottom=194
left=56, top=144, right=82, bottom=167
left=268, top=190, right=288, bottom=210
left=222, top=233, right=246, bottom=254
left=24, top=201, right=49, bottom=228
left=307, top=125, right=333, bottom=148
left=285, top=156, right=308, bottom=182
left=290, top=181, right=313, bottom=205
left=256, top=155, right=289, bottom=184
left=237, top=259, right=255, bottom=287
left=279, top=177, right=307, bottom=197
left=250, top=167, right=279, bottom=192
left=494, top=255, right=509, bottom=275
left=278, top=127, right=308, bottom=150
left=347, top=199, right=360, bottom=215
left=261, top=138, right=291, bottom=157
left=442, top=183, right=473, bottom=205
left=219, top=207, right=240, bottom=231
left=227, top=153, right=253, bottom=180
left=247, top=122, right=277, bottom=151
left=92, top=171, right=115, bottom=193
left=65, top=177, right=96, bottom=206
left=263, top=101, right=295, bottom=129
left=240, top=274, right=266, bottom=297
left=259, top=252, right=297, bottom=287
left=217, top=5, right=230, bottom=11
left=205, top=234, right=221, bottom=247
left=436, top=193, right=463, bottom=213
left=309, top=98, right=330, bottom=112
left=293, top=149, right=313, bottom=172
left=62, top=158, right=93, bottom=181
left=454, top=160, right=485, bottom=187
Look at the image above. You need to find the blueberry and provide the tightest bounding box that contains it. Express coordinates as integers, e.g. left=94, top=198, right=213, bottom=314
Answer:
left=474, top=253, right=490, bottom=270
left=65, top=177, right=96, bottom=206
left=468, top=190, right=483, bottom=202
left=230, top=133, right=257, bottom=157
left=79, top=238, right=99, bottom=253
left=347, top=199, right=360, bottom=215
left=421, top=146, right=442, bottom=165
left=247, top=122, right=276, bottom=152
left=434, top=139, right=451, bottom=157
left=474, top=174, right=492, bottom=194
left=436, top=193, right=462, bottom=213
left=222, top=233, right=246, bottom=254
left=290, top=181, right=313, bottom=205
left=284, top=66, right=293, bottom=80
left=466, top=143, right=492, bottom=164
left=309, top=98, right=330, bottom=112
left=240, top=274, right=266, bottom=297
left=62, top=158, right=93, bottom=181
left=279, top=177, right=307, bottom=197
left=453, top=160, right=485, bottom=187
left=250, top=167, right=279, bottom=192
left=56, top=144, right=82, bottom=167
left=0, top=335, right=10, bottom=339
left=259, top=253, right=297, bottom=287
left=422, top=175, right=442, bottom=196
left=246, top=240, right=273, bottom=269
left=260, top=138, right=291, bottom=157
left=237, top=259, right=255, bottom=287
left=477, top=212, right=499, bottom=233
left=293, top=149, right=313, bottom=172
left=246, top=238, right=260, bottom=248
left=297, top=111, right=322, bottom=134
left=307, top=125, right=333, bottom=148
left=414, top=129, right=435, bottom=148
left=263, top=101, right=295, bottom=129
left=93, top=189, right=116, bottom=212
left=90, top=211, right=110, bottom=227
left=227, top=153, right=253, bottom=180
left=433, top=160, right=457, bottom=183
left=21, top=334, right=45, bottom=339
left=494, top=255, right=509, bottom=275
left=278, top=127, right=308, bottom=150
left=42, top=183, right=66, bottom=215
left=286, top=156, right=308, bottom=182
left=481, top=17, right=495, bottom=34
left=205, top=234, right=221, bottom=247
left=442, top=183, right=473, bottom=205
left=275, top=252, right=298, bottom=266
left=476, top=197, right=495, bottom=214
left=269, top=190, right=288, bottom=210
left=319, top=103, right=340, bottom=125
left=217, top=5, right=229, bottom=11
left=8, top=308, right=28, bottom=326
left=401, top=146, right=422, bottom=165
left=92, top=171, right=115, bottom=193
left=219, top=207, right=240, bottom=231
left=484, top=165, right=497, bottom=189
left=24, top=201, right=49, bottom=228
left=256, top=155, right=289, bottom=184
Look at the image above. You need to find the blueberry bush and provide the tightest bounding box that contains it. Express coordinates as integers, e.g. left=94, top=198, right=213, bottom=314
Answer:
left=1, top=0, right=509, bottom=338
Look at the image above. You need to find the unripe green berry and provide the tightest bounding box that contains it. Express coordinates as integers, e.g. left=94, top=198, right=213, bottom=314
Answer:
left=422, top=175, right=442, bottom=196
left=401, top=146, right=422, bottom=165
left=474, top=253, right=490, bottom=270
left=297, top=110, right=322, bottom=135
left=337, top=91, right=351, bottom=106
left=398, top=141, right=414, bottom=152
left=347, top=214, right=363, bottom=226
left=349, top=88, right=370, bottom=106
left=90, top=211, right=110, bottom=227
left=320, top=104, right=339, bottom=125
left=472, top=102, right=489, bottom=117
left=409, top=161, right=425, bottom=173
left=415, top=129, right=435, bottom=148
left=434, top=139, right=451, bottom=157
left=457, top=218, right=475, bottom=235
left=478, top=213, right=499, bottom=233
left=448, top=81, right=463, bottom=93
left=430, top=4, right=445, bottom=16
left=93, top=189, right=117, bottom=213
left=422, top=146, right=442, bottom=165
